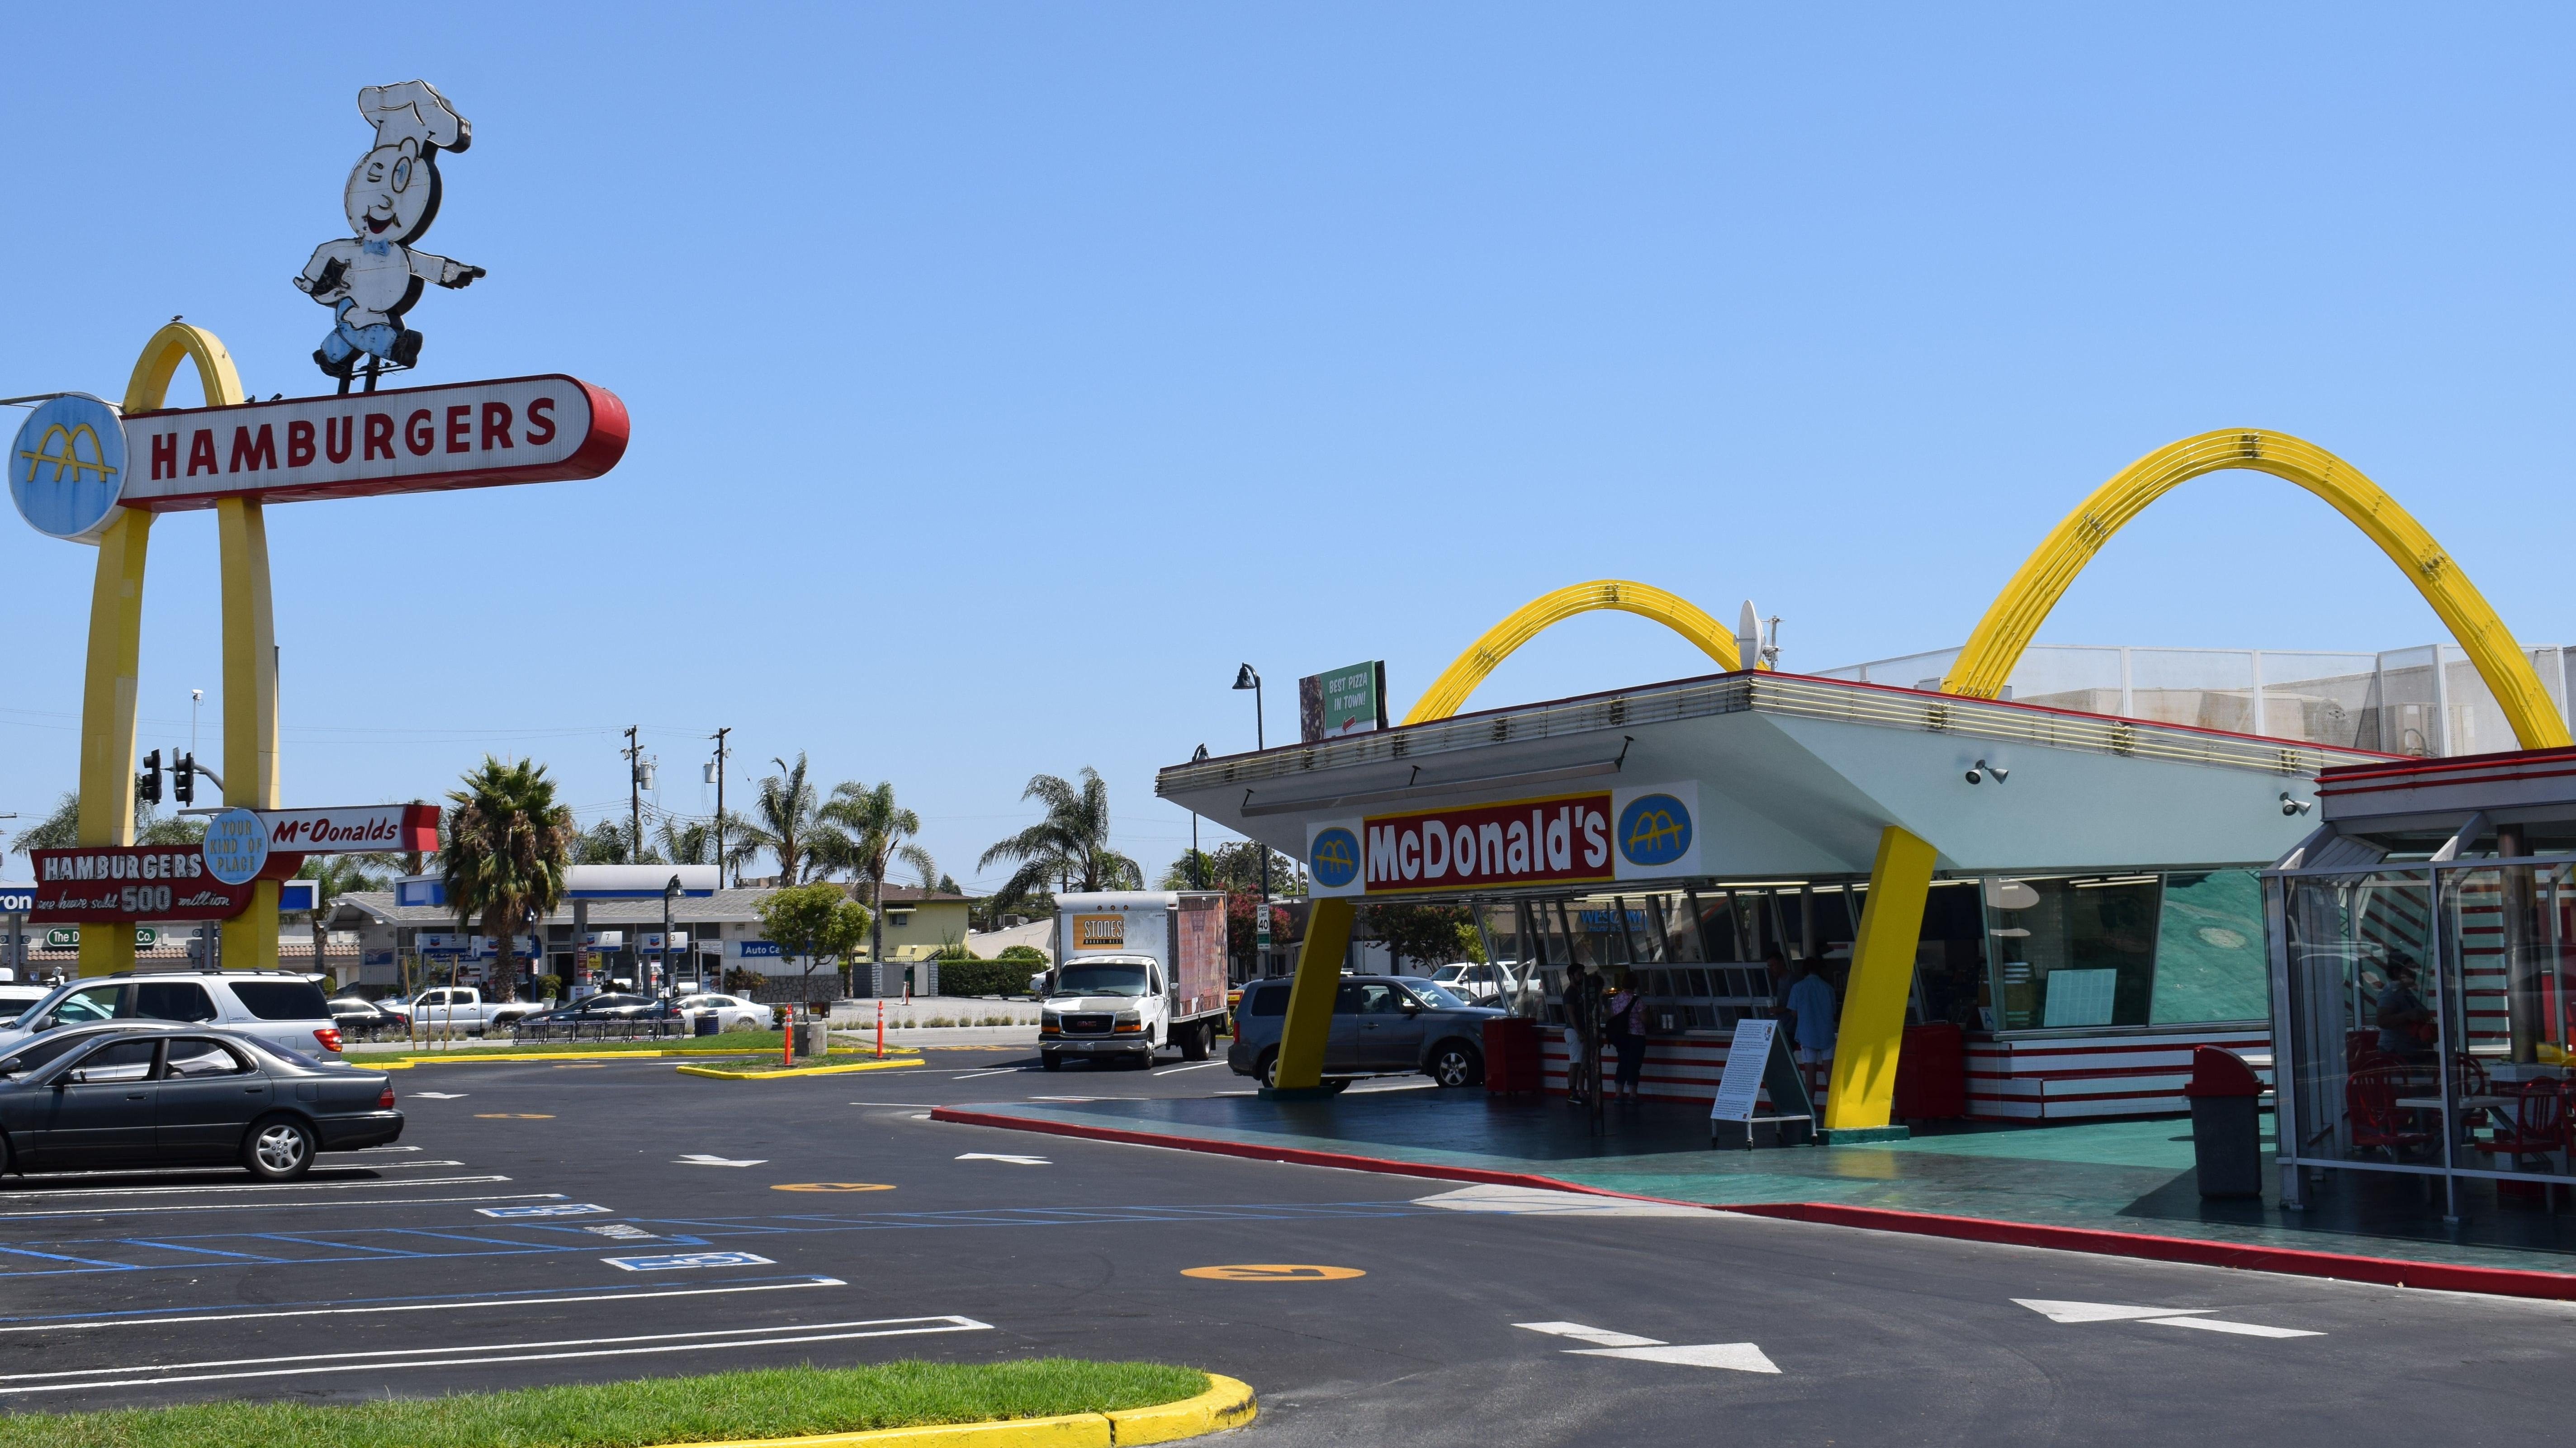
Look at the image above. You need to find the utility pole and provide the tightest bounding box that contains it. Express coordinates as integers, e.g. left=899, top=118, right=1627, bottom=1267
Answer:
left=623, top=726, right=643, bottom=863
left=709, top=727, right=731, bottom=886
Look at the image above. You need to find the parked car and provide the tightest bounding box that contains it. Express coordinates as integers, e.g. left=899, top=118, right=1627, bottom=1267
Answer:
left=0, top=1022, right=400, bottom=1180
left=402, top=987, right=535, bottom=1036
left=509, top=993, right=659, bottom=1035
left=1226, top=975, right=1501, bottom=1089
left=671, top=993, right=766, bottom=1032
left=0, top=984, right=55, bottom=1021
left=1, top=970, right=344, bottom=1061
left=329, top=995, right=410, bottom=1041
left=1429, top=961, right=1509, bottom=1006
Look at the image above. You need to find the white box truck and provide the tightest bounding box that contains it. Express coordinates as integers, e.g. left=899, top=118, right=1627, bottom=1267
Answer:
left=1037, top=891, right=1229, bottom=1070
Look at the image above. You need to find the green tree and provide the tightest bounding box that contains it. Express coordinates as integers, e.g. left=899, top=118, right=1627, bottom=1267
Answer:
left=1367, top=903, right=1483, bottom=970
left=575, top=817, right=660, bottom=865
left=1160, top=840, right=1299, bottom=894
left=654, top=811, right=759, bottom=878
left=741, top=753, right=832, bottom=885
left=754, top=880, right=870, bottom=999
left=442, top=757, right=575, bottom=1004
left=977, top=768, right=1141, bottom=913
left=7, top=792, right=77, bottom=856
left=818, top=780, right=936, bottom=976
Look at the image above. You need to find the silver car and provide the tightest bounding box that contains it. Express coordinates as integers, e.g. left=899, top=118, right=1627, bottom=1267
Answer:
left=1, top=971, right=346, bottom=1061
left=1226, top=975, right=1502, bottom=1089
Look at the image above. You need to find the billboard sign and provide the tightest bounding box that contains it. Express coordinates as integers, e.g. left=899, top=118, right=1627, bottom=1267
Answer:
left=117, top=377, right=626, bottom=513
left=1304, top=782, right=1702, bottom=898
left=202, top=808, right=273, bottom=886
left=0, top=886, right=33, bottom=914
left=1299, top=661, right=1387, bottom=743
left=261, top=803, right=440, bottom=854
left=28, top=846, right=254, bottom=922
left=1070, top=913, right=1127, bottom=952
left=39, top=927, right=159, bottom=949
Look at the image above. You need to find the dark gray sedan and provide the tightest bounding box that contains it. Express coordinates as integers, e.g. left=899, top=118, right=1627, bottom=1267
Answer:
left=0, top=1023, right=402, bottom=1181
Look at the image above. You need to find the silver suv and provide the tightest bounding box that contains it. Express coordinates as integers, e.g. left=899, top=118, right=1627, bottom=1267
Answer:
left=0, top=971, right=345, bottom=1061
left=1226, top=975, right=1501, bottom=1089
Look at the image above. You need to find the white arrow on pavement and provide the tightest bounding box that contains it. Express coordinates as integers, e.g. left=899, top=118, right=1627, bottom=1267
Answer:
left=956, top=1153, right=1051, bottom=1165
left=675, top=1154, right=767, bottom=1167
left=2013, top=1300, right=2320, bottom=1338
left=412, top=1092, right=468, bottom=1099
left=1515, top=1321, right=1778, bottom=1373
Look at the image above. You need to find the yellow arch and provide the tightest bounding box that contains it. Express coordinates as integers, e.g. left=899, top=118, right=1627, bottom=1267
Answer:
left=1402, top=580, right=1743, bottom=726
left=75, top=324, right=264, bottom=976
left=1937, top=428, right=2571, bottom=750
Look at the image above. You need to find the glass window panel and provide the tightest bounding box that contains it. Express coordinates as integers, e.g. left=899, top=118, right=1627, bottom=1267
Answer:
left=2256, top=652, right=2381, bottom=751
left=1473, top=902, right=1524, bottom=969
left=1987, top=876, right=2160, bottom=1030
left=2282, top=871, right=2435, bottom=1170
left=2003, top=645, right=2124, bottom=715
left=2150, top=871, right=2270, bottom=1024
left=2128, top=648, right=2258, bottom=733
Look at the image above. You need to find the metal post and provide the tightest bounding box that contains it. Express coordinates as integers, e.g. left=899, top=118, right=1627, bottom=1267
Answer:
left=711, top=727, right=730, bottom=887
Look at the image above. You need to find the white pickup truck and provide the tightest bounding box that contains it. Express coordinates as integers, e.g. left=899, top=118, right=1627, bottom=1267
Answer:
left=405, top=987, right=533, bottom=1036
left=1038, top=891, right=1229, bottom=1071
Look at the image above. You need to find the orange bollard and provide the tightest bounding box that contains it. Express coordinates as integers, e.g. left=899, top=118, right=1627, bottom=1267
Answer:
left=876, top=998, right=885, bottom=1059
left=782, top=1008, right=793, bottom=1068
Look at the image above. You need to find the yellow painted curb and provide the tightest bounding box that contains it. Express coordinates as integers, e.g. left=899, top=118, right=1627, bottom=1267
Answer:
left=649, top=1374, right=1253, bottom=1447
left=361, top=1048, right=883, bottom=1070
left=675, top=1058, right=924, bottom=1080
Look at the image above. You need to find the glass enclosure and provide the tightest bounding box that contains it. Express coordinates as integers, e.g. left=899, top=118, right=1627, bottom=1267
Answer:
left=1462, top=869, right=2271, bottom=1037
left=2275, top=857, right=2576, bottom=1197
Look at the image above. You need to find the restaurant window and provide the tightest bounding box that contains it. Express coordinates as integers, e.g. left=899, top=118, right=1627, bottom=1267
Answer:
left=2150, top=871, right=2269, bottom=1024
left=1986, top=875, right=2160, bottom=1030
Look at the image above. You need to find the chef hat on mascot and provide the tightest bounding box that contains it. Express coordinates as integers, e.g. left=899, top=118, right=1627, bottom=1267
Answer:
left=357, top=80, right=472, bottom=155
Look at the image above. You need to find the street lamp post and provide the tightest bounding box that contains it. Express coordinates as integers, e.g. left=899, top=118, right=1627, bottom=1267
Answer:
left=661, top=875, right=682, bottom=1000
left=1231, top=665, right=1268, bottom=966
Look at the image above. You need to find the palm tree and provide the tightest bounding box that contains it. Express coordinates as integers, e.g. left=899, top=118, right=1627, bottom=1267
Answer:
left=740, top=754, right=838, bottom=885
left=654, top=811, right=759, bottom=877
left=818, top=781, right=936, bottom=980
left=442, top=757, right=574, bottom=1004
left=977, top=768, right=1141, bottom=913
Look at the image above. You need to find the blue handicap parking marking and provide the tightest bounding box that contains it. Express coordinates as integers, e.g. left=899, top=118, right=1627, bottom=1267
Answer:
left=603, top=1251, right=776, bottom=1272
left=476, top=1204, right=611, bottom=1219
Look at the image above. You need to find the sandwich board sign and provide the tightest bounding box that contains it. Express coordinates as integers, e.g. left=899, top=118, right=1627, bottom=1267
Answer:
left=1708, top=1017, right=1814, bottom=1149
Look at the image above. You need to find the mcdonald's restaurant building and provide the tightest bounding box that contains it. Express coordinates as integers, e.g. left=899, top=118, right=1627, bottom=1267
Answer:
left=1165, top=666, right=2404, bottom=1124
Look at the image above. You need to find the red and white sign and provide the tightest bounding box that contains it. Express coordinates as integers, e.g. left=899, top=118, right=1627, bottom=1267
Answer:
left=28, top=847, right=254, bottom=922
left=117, top=375, right=626, bottom=511
left=1344, top=790, right=1617, bottom=898
left=261, top=803, right=439, bottom=854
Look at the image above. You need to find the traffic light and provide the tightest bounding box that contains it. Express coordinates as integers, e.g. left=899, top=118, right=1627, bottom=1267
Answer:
left=138, top=750, right=162, bottom=806
left=173, top=752, right=195, bottom=806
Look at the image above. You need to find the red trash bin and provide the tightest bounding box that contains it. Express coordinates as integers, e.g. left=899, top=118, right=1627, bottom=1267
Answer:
left=1891, top=1021, right=1966, bottom=1120
left=1483, top=1017, right=1541, bottom=1096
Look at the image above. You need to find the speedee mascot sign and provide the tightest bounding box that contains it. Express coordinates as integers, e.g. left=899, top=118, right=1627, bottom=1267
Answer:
left=295, top=80, right=485, bottom=384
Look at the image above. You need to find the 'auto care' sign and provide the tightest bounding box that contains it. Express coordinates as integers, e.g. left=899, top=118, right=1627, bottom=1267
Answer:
left=1303, top=782, right=1703, bottom=898
left=262, top=803, right=439, bottom=854
left=116, top=376, right=626, bottom=512
left=28, top=847, right=253, bottom=922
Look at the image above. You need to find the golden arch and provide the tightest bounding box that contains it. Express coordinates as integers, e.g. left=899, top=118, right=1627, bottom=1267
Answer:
left=1402, top=580, right=1743, bottom=726
left=1937, top=428, right=2571, bottom=750
left=75, top=323, right=279, bottom=976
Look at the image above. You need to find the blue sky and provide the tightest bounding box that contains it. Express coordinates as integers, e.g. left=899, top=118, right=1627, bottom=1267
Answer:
left=3, top=5, right=2571, bottom=891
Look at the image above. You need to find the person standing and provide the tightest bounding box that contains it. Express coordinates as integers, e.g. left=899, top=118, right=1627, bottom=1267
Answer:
left=1783, top=954, right=1839, bottom=1105
left=1561, top=961, right=1603, bottom=1105
left=1604, top=977, right=1650, bottom=1102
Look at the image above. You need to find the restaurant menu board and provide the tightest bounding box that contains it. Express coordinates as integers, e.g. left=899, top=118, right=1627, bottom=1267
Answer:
left=1709, top=1018, right=1778, bottom=1122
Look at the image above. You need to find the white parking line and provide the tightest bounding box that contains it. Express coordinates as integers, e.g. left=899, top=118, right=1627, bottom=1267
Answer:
left=952, top=1069, right=1021, bottom=1079
left=0, top=1175, right=508, bottom=1201
left=0, top=1316, right=993, bottom=1395
left=1154, top=1062, right=1224, bottom=1075
left=0, top=1277, right=847, bottom=1334
left=0, top=1192, right=561, bottom=1220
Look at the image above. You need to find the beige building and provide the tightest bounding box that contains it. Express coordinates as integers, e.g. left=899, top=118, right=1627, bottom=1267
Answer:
left=849, top=885, right=976, bottom=963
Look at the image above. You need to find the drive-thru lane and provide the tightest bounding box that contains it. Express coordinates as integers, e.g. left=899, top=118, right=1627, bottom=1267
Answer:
left=0, top=1053, right=2558, bottom=1445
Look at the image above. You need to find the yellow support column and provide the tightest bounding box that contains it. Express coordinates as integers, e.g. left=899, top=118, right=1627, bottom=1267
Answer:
left=72, top=510, right=155, bottom=977
left=1822, top=825, right=1937, bottom=1140
left=216, top=497, right=281, bottom=971
left=1267, top=896, right=1354, bottom=1094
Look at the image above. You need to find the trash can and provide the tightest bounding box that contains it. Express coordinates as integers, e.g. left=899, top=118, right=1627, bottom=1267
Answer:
left=1483, top=1017, right=1541, bottom=1097
left=2184, top=1045, right=2265, bottom=1198
left=693, top=1013, right=719, bottom=1038
left=1891, top=1022, right=1966, bottom=1121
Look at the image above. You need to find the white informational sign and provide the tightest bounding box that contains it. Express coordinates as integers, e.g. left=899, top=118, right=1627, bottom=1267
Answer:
left=1709, top=1018, right=1779, bottom=1124
left=2042, top=968, right=2120, bottom=1028
left=260, top=804, right=439, bottom=855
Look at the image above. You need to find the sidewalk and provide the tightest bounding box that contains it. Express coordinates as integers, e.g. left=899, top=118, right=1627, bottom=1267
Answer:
left=929, top=1090, right=2576, bottom=1296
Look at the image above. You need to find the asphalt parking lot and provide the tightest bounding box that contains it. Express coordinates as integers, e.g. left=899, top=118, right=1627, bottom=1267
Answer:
left=2, top=1046, right=2566, bottom=1444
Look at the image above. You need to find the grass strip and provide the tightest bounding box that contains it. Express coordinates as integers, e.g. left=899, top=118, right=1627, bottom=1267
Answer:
left=347, top=1032, right=822, bottom=1060
left=0, top=1359, right=1209, bottom=1448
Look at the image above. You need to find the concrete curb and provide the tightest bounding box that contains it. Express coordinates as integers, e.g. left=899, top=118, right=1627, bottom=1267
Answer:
left=652, top=1372, right=1255, bottom=1447
left=677, top=1059, right=924, bottom=1080
left=928, top=1105, right=2576, bottom=1304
